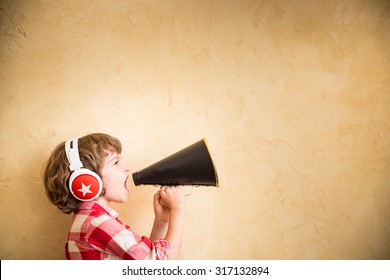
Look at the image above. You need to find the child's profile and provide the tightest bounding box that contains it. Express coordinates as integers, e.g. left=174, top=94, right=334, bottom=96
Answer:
left=43, top=133, right=185, bottom=260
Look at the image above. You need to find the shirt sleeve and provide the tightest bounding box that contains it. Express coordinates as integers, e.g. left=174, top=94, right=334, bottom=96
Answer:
left=151, top=238, right=170, bottom=260
left=86, top=214, right=170, bottom=260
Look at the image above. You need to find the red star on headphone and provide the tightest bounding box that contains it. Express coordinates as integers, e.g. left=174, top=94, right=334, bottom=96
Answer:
left=71, top=174, right=101, bottom=201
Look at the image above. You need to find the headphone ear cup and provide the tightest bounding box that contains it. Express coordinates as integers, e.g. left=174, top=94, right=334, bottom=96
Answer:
left=68, top=169, right=103, bottom=201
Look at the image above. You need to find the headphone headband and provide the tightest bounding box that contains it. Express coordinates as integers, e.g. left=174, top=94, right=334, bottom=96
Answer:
left=65, top=138, right=83, bottom=171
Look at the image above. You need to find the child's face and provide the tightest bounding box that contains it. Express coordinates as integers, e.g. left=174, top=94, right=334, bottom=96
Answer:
left=99, top=151, right=130, bottom=205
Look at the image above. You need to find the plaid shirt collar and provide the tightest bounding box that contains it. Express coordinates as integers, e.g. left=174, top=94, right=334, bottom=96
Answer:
left=77, top=201, right=119, bottom=219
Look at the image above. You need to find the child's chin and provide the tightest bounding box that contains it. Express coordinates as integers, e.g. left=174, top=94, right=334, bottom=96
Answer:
left=120, top=195, right=129, bottom=203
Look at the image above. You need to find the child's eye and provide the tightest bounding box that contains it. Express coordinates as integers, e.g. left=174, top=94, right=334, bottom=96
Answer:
left=114, top=161, right=120, bottom=165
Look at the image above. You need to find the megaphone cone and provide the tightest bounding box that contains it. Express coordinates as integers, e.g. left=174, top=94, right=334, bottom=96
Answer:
left=132, top=139, right=219, bottom=187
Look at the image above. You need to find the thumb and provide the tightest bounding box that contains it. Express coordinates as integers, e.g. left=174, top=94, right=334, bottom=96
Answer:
left=154, top=191, right=161, bottom=205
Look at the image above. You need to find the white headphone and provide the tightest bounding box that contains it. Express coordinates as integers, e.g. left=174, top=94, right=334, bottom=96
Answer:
left=65, top=138, right=103, bottom=201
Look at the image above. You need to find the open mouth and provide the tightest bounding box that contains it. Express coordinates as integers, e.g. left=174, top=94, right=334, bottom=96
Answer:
left=124, top=176, right=129, bottom=190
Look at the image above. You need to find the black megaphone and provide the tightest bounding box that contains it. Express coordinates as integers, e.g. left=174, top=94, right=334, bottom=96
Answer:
left=132, top=139, right=219, bottom=187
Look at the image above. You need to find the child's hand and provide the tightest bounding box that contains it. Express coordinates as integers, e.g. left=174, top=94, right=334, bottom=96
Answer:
left=153, top=191, right=170, bottom=223
left=159, top=186, right=185, bottom=260
left=158, top=186, right=185, bottom=211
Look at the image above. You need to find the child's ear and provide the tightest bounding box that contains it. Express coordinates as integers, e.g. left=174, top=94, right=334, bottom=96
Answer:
left=99, top=187, right=106, bottom=197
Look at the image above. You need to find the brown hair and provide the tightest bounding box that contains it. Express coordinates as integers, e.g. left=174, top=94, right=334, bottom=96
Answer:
left=43, top=133, right=122, bottom=214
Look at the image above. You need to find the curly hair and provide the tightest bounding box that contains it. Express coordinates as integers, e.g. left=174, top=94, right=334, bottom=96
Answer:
left=43, top=133, right=122, bottom=214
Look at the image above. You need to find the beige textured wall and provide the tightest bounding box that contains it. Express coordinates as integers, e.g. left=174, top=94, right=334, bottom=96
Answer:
left=1, top=0, right=389, bottom=260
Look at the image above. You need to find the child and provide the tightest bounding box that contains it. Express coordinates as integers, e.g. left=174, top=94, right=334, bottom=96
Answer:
left=43, top=133, right=185, bottom=260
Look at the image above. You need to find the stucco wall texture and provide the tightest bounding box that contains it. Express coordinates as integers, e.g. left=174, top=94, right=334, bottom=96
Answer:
left=1, top=0, right=389, bottom=260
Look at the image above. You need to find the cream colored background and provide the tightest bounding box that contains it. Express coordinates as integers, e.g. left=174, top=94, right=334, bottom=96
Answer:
left=1, top=0, right=389, bottom=259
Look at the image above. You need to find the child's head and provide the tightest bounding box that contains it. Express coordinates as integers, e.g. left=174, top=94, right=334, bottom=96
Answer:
left=43, top=133, right=122, bottom=214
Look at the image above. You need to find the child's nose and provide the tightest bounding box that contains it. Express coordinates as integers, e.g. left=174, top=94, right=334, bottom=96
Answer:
left=123, top=162, right=131, bottom=173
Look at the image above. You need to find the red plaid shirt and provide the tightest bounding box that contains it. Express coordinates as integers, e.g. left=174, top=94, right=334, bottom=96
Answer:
left=65, top=201, right=169, bottom=260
